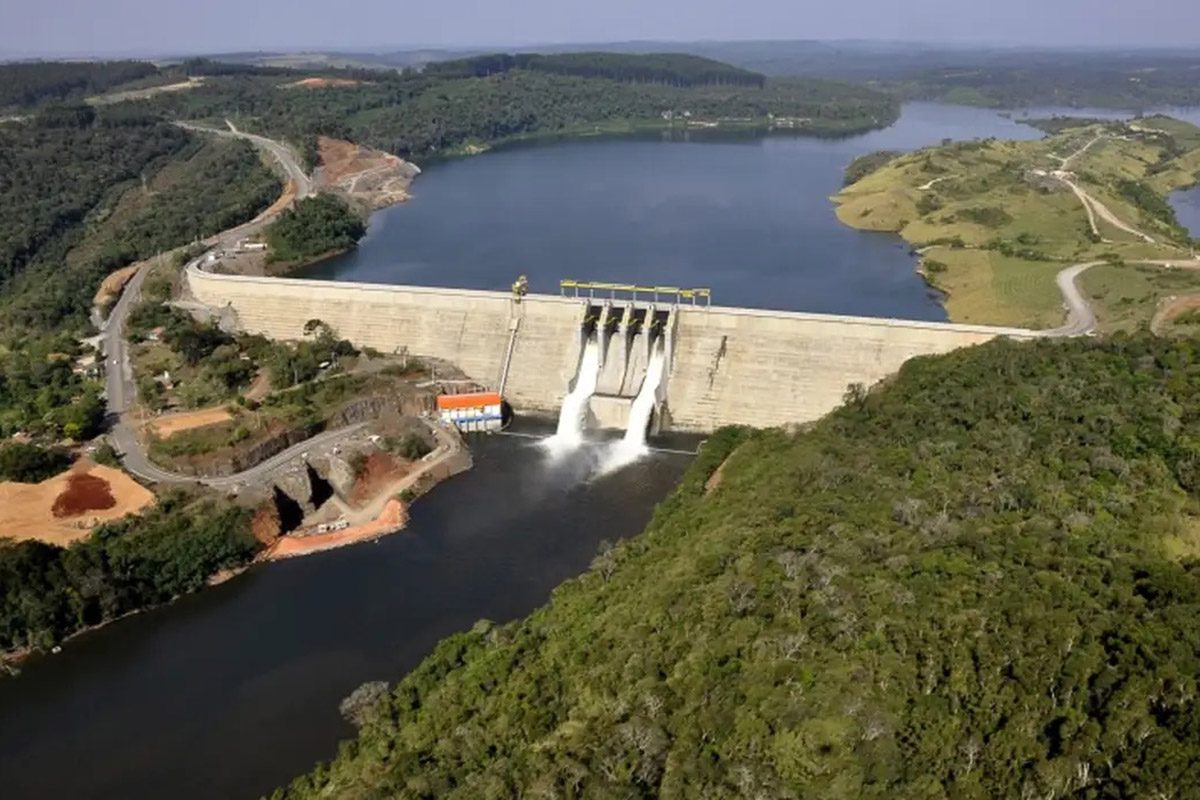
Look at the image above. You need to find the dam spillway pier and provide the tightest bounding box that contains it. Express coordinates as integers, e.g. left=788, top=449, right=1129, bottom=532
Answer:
left=186, top=265, right=1039, bottom=433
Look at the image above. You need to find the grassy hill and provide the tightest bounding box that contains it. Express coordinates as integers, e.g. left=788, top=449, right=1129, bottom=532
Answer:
left=276, top=334, right=1200, bottom=799
left=835, top=118, right=1200, bottom=330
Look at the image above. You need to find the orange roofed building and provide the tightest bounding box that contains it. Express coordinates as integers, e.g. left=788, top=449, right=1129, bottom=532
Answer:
left=436, top=392, right=503, bottom=432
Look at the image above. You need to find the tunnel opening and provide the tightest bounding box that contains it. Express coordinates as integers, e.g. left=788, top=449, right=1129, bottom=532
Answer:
left=581, top=304, right=604, bottom=336
left=649, top=309, right=670, bottom=344
left=306, top=463, right=335, bottom=509
left=272, top=485, right=304, bottom=534
left=602, top=304, right=623, bottom=337
left=627, top=307, right=647, bottom=337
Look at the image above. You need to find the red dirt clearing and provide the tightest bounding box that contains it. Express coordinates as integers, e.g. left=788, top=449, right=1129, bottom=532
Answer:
left=350, top=451, right=410, bottom=506
left=52, top=473, right=117, bottom=517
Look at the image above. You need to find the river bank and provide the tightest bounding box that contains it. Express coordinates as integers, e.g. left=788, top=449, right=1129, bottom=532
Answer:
left=0, top=433, right=692, bottom=799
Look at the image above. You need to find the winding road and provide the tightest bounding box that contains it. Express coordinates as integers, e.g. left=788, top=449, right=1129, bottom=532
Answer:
left=102, top=122, right=362, bottom=488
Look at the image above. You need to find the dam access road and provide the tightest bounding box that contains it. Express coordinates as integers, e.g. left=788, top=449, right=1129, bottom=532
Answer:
left=102, top=121, right=330, bottom=487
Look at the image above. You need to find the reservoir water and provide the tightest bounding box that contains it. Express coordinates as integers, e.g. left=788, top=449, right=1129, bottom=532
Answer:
left=304, top=103, right=1071, bottom=320
left=1171, top=185, right=1200, bottom=239
left=305, top=103, right=1200, bottom=320
left=4, top=101, right=1200, bottom=799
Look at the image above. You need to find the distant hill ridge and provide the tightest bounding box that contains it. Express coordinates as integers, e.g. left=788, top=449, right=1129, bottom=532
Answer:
left=424, top=51, right=767, bottom=88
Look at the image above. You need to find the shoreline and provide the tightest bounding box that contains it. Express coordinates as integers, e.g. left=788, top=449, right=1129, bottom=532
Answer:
left=1, top=422, right=472, bottom=676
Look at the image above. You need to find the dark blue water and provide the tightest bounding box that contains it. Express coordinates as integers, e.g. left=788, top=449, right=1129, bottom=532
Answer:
left=1171, top=186, right=1200, bottom=239
left=303, top=103, right=1071, bottom=321
left=0, top=436, right=691, bottom=799
left=306, top=103, right=1200, bottom=321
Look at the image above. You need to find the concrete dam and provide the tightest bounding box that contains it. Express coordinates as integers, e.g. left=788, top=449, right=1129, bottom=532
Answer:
left=186, top=266, right=1038, bottom=433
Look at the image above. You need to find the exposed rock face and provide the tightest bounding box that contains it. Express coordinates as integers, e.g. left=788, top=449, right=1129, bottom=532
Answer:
left=274, top=467, right=316, bottom=514
left=319, top=453, right=360, bottom=499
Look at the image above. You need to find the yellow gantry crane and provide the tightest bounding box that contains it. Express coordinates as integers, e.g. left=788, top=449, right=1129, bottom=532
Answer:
left=559, top=280, right=712, bottom=306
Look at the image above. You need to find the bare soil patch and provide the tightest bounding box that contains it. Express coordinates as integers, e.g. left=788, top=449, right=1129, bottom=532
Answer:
left=0, top=462, right=155, bottom=546
left=93, top=263, right=142, bottom=308
left=316, top=137, right=419, bottom=209
left=267, top=499, right=408, bottom=560
left=284, top=77, right=366, bottom=89
left=146, top=407, right=234, bottom=439
left=259, top=178, right=297, bottom=219
left=350, top=451, right=410, bottom=506
left=705, top=455, right=731, bottom=495
left=89, top=77, right=205, bottom=105
left=251, top=504, right=284, bottom=545
left=1152, top=293, right=1200, bottom=334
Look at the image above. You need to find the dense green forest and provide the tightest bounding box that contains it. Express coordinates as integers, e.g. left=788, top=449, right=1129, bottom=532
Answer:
left=424, top=52, right=766, bottom=88
left=265, top=194, right=366, bottom=264
left=0, top=333, right=105, bottom=439
left=0, top=105, right=279, bottom=336
left=0, top=492, right=258, bottom=654
left=890, top=56, right=1200, bottom=109
left=137, top=60, right=899, bottom=161
left=0, top=60, right=162, bottom=110
left=0, top=105, right=190, bottom=298
left=278, top=334, right=1200, bottom=799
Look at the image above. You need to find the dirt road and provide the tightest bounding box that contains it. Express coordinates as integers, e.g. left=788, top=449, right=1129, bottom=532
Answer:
left=102, top=125, right=346, bottom=488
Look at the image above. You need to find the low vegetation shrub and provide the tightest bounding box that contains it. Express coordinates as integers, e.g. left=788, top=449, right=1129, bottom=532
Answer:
left=956, top=205, right=1013, bottom=227
left=386, top=433, right=432, bottom=461
left=0, top=443, right=72, bottom=482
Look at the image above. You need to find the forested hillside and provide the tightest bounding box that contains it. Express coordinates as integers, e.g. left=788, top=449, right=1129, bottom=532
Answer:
left=0, top=60, right=163, bottom=110
left=138, top=58, right=898, bottom=162
left=0, top=104, right=279, bottom=335
left=279, top=334, right=1200, bottom=799
left=424, top=52, right=766, bottom=87
left=265, top=194, right=365, bottom=264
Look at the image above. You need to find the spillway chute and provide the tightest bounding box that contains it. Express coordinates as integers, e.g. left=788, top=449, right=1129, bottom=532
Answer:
left=543, top=334, right=602, bottom=455
left=598, top=338, right=667, bottom=474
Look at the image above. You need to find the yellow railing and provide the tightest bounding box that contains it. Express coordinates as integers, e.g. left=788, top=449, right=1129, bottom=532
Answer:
left=560, top=280, right=711, bottom=306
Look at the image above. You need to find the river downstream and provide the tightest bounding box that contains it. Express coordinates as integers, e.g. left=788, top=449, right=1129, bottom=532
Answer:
left=0, top=435, right=691, bottom=799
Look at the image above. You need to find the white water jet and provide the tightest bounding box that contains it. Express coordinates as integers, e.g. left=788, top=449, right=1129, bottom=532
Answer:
left=600, top=339, right=666, bottom=473
left=544, top=335, right=602, bottom=454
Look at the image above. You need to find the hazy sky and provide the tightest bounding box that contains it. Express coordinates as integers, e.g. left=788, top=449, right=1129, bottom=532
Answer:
left=3, top=0, right=1199, bottom=57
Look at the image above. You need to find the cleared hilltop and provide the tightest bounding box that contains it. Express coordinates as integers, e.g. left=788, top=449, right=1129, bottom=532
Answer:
left=836, top=116, right=1200, bottom=330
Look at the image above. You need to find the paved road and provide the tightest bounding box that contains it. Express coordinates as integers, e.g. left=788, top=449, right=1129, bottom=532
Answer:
left=102, top=124, right=346, bottom=488
left=1042, top=261, right=1103, bottom=337
left=177, top=119, right=314, bottom=201
left=1043, top=257, right=1200, bottom=337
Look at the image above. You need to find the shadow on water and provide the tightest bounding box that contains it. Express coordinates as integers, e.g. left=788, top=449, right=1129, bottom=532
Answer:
left=0, top=434, right=692, bottom=800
